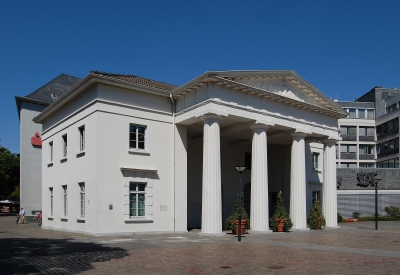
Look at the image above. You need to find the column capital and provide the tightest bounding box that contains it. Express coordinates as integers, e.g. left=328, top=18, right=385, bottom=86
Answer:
left=249, top=123, right=272, bottom=130
left=200, top=114, right=223, bottom=121
left=289, top=132, right=308, bottom=138
left=322, top=138, right=339, bottom=144
left=288, top=129, right=311, bottom=138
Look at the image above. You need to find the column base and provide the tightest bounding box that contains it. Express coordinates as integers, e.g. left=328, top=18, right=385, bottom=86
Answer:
left=198, top=232, right=226, bottom=237
left=248, top=230, right=273, bottom=234
left=290, top=227, right=310, bottom=231
left=324, top=226, right=341, bottom=230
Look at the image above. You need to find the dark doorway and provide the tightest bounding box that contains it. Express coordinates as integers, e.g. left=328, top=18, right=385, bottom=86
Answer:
left=269, top=192, right=278, bottom=219
left=244, top=183, right=251, bottom=216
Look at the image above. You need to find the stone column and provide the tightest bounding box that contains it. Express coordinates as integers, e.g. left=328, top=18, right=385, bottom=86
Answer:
left=289, top=132, right=309, bottom=230
left=249, top=124, right=272, bottom=233
left=200, top=114, right=224, bottom=235
left=323, top=140, right=339, bottom=228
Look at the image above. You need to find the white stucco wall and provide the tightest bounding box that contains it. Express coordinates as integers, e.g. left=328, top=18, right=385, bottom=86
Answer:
left=41, top=84, right=184, bottom=235
left=19, top=101, right=47, bottom=216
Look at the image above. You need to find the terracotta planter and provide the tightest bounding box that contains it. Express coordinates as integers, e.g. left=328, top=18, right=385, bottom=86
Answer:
left=316, top=218, right=322, bottom=230
left=277, top=218, right=285, bottom=232
left=232, top=220, right=247, bottom=234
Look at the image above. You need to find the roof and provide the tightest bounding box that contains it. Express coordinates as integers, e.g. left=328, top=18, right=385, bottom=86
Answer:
left=171, top=70, right=349, bottom=118
left=91, top=71, right=177, bottom=92
left=24, top=73, right=81, bottom=104
left=34, top=71, right=177, bottom=123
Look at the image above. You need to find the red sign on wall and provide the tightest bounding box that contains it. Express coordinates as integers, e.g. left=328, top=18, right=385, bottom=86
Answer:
left=31, top=132, right=42, bottom=146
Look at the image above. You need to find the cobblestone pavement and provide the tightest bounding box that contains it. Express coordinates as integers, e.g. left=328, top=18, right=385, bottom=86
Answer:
left=1, top=215, right=400, bottom=274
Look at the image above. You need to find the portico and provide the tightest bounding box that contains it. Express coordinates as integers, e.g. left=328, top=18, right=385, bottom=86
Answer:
left=172, top=71, right=348, bottom=234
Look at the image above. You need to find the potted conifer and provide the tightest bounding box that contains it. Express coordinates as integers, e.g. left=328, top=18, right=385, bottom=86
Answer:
left=225, top=193, right=249, bottom=234
left=270, top=191, right=293, bottom=232
left=307, top=200, right=326, bottom=230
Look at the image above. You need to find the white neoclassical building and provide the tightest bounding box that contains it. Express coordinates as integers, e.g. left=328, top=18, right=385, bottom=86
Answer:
left=34, top=70, right=347, bottom=235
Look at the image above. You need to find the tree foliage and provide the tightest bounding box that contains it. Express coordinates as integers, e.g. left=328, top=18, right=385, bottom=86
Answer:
left=0, top=146, right=20, bottom=200
left=270, top=191, right=293, bottom=232
left=225, top=193, right=250, bottom=230
left=307, top=200, right=326, bottom=229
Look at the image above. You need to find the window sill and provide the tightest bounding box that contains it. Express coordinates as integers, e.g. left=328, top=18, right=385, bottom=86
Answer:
left=124, top=218, right=153, bottom=223
left=76, top=151, right=86, bottom=157
left=77, top=218, right=86, bottom=223
left=48, top=217, right=54, bottom=220
left=61, top=217, right=68, bottom=222
left=47, top=162, right=53, bottom=167
left=128, top=149, right=150, bottom=156
left=60, top=157, right=68, bottom=163
left=312, top=169, right=321, bottom=173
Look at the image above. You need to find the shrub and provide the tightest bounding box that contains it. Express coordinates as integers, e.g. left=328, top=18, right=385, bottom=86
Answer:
left=270, top=191, right=292, bottom=232
left=307, top=200, right=326, bottom=229
left=384, top=206, right=400, bottom=218
left=337, top=213, right=343, bottom=223
left=225, top=193, right=250, bottom=230
left=352, top=211, right=361, bottom=219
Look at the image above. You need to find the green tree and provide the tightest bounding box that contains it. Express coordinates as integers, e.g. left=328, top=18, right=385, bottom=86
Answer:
left=0, top=146, right=20, bottom=200
left=225, top=193, right=250, bottom=230
left=307, top=200, right=326, bottom=229
left=270, top=191, right=293, bottom=232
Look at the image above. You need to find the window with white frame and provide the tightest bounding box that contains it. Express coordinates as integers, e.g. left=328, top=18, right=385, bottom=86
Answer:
left=359, top=145, right=374, bottom=155
left=79, top=126, right=85, bottom=152
left=129, top=124, right=146, bottom=149
left=312, top=153, right=319, bottom=170
left=129, top=182, right=145, bottom=217
left=49, top=141, right=53, bottom=162
left=312, top=191, right=321, bottom=205
left=348, top=109, right=356, bottom=118
left=62, top=185, right=68, bottom=216
left=358, top=109, right=365, bottom=118
left=367, top=109, right=375, bottom=119
left=62, top=134, right=67, bottom=157
left=49, top=187, right=53, bottom=216
left=79, top=182, right=85, bottom=217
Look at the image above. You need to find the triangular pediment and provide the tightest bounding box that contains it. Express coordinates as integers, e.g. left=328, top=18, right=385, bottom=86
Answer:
left=237, top=78, right=324, bottom=108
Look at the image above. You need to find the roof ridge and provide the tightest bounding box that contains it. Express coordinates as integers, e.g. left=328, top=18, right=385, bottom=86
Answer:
left=91, top=71, right=177, bottom=91
left=25, top=73, right=80, bottom=97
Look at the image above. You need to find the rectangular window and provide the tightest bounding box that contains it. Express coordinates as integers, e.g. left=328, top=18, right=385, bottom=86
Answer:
left=49, top=141, right=53, bottom=162
left=358, top=109, right=365, bottom=118
left=79, top=183, right=85, bottom=217
left=312, top=191, right=321, bottom=205
left=359, top=145, right=374, bottom=155
left=129, top=125, right=146, bottom=149
left=312, top=153, right=319, bottom=170
left=62, top=185, right=68, bottom=216
left=367, top=109, right=375, bottom=119
left=359, top=163, right=375, bottom=168
left=62, top=134, right=67, bottom=157
left=79, top=126, right=85, bottom=152
left=348, top=109, right=356, bottom=118
left=49, top=187, right=53, bottom=216
left=129, top=183, right=146, bottom=217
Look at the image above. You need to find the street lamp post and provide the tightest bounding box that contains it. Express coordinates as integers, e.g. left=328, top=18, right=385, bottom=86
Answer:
left=234, top=166, right=247, bottom=242
left=357, top=172, right=382, bottom=230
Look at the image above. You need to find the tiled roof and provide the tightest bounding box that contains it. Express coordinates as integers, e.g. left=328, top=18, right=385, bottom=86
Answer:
left=25, top=74, right=81, bottom=104
left=91, top=71, right=177, bottom=92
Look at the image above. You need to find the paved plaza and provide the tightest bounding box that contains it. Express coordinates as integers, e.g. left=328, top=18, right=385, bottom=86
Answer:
left=1, top=215, right=400, bottom=274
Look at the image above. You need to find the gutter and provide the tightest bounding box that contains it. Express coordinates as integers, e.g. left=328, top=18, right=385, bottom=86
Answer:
left=169, top=93, right=176, bottom=232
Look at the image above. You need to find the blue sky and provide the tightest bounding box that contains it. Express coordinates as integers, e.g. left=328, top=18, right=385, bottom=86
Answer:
left=1, top=1, right=399, bottom=153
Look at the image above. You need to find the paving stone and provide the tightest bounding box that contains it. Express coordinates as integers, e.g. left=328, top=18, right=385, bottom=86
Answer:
left=1, top=215, right=400, bottom=274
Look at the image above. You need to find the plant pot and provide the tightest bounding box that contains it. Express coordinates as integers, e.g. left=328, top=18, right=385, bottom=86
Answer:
left=277, top=218, right=285, bottom=232
left=317, top=218, right=322, bottom=230
left=232, top=220, right=247, bottom=234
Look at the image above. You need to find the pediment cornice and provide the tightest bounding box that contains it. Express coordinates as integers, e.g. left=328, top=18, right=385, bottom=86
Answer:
left=171, top=70, right=348, bottom=119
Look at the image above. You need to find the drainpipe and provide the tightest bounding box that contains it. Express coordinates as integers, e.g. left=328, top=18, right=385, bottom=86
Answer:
left=169, top=93, right=176, bottom=232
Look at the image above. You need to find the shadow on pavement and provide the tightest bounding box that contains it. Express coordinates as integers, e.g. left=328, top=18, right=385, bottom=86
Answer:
left=0, top=237, right=128, bottom=274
